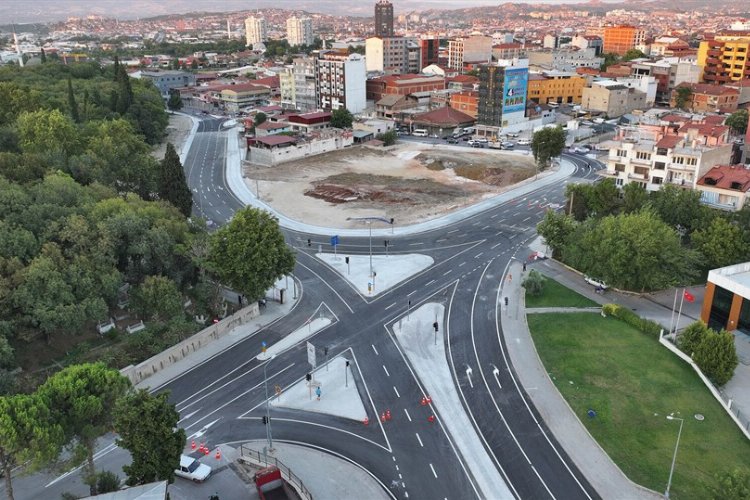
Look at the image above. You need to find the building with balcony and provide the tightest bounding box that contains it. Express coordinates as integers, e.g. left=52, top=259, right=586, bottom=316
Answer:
left=287, top=16, right=314, bottom=47
left=600, top=120, right=733, bottom=191
left=365, top=36, right=421, bottom=74
left=603, top=25, right=646, bottom=56
left=526, top=47, right=602, bottom=72
left=670, top=82, right=740, bottom=113
left=245, top=17, right=267, bottom=47
left=527, top=70, right=585, bottom=105
left=696, top=164, right=750, bottom=211
left=200, top=82, right=272, bottom=112
left=581, top=81, right=647, bottom=117
left=697, top=34, right=750, bottom=84
left=315, top=51, right=366, bottom=113
left=477, top=59, right=529, bottom=128
left=630, top=58, right=701, bottom=104
left=448, top=33, right=493, bottom=70
left=492, top=43, right=526, bottom=61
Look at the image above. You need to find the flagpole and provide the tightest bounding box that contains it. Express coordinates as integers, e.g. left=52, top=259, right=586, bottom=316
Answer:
left=674, top=288, right=686, bottom=336
left=668, top=288, right=679, bottom=334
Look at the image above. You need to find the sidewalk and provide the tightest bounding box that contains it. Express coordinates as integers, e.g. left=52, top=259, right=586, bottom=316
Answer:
left=500, top=259, right=661, bottom=500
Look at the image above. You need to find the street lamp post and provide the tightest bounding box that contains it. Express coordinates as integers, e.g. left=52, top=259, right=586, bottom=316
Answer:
left=367, top=221, right=373, bottom=278
left=665, top=414, right=684, bottom=499
left=263, top=355, right=277, bottom=453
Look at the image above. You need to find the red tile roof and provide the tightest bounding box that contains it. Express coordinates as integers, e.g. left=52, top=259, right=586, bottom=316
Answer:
left=677, top=122, right=728, bottom=137
left=656, top=136, right=682, bottom=149
left=697, top=165, right=750, bottom=192
left=676, top=82, right=739, bottom=96
left=412, top=106, right=475, bottom=126
left=255, top=121, right=289, bottom=130
left=252, top=135, right=297, bottom=146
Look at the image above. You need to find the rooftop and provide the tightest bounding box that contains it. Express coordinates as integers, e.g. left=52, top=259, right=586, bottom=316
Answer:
left=697, top=164, right=750, bottom=192
left=412, top=106, right=475, bottom=126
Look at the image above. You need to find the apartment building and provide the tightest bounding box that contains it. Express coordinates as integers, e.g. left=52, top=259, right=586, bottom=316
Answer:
left=365, top=73, right=445, bottom=102
left=527, top=70, right=586, bottom=105
left=697, top=33, right=750, bottom=84
left=477, top=59, right=529, bottom=128
left=492, top=43, right=526, bottom=61
left=630, top=58, right=701, bottom=103
left=315, top=51, right=366, bottom=113
left=287, top=16, right=314, bottom=47
left=581, top=81, right=647, bottom=117
left=420, top=38, right=440, bottom=68
left=600, top=120, right=733, bottom=191
left=670, top=82, right=739, bottom=113
left=375, top=0, right=394, bottom=37
left=571, top=35, right=603, bottom=56
left=603, top=25, right=646, bottom=56
left=244, top=16, right=267, bottom=47
left=365, top=36, right=421, bottom=74
left=448, top=34, right=493, bottom=70
left=697, top=164, right=750, bottom=211
left=278, top=56, right=317, bottom=111
left=526, top=47, right=602, bottom=72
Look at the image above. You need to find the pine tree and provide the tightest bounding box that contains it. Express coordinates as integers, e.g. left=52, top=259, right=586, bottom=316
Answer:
left=112, top=55, right=120, bottom=82
left=67, top=78, right=80, bottom=123
left=115, top=64, right=133, bottom=114
left=159, top=143, right=193, bottom=217
left=40, top=48, right=46, bottom=63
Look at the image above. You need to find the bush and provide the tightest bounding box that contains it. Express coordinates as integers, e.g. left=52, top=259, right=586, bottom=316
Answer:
left=522, top=270, right=546, bottom=296
left=96, top=471, right=121, bottom=494
left=601, top=303, right=663, bottom=338
left=713, top=468, right=750, bottom=499
left=693, top=328, right=738, bottom=386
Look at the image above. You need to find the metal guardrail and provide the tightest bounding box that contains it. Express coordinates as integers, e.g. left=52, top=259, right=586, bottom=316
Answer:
left=239, top=444, right=313, bottom=500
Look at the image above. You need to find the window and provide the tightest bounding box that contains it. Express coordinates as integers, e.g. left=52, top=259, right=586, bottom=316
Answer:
left=614, top=163, right=625, bottom=172
left=656, top=148, right=668, bottom=156
left=616, top=149, right=627, bottom=157
left=651, top=176, right=663, bottom=184
left=636, top=151, right=651, bottom=161
left=654, top=161, right=666, bottom=170
left=615, top=178, right=623, bottom=186
left=686, top=157, right=697, bottom=166
left=673, top=156, right=684, bottom=164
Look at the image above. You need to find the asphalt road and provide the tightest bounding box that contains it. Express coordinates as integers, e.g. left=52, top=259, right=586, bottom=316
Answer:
left=10, top=117, right=605, bottom=500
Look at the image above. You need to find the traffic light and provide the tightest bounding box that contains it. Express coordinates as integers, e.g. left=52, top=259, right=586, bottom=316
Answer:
left=345, top=256, right=349, bottom=264
left=504, top=297, right=509, bottom=306
left=262, top=416, right=268, bottom=425
left=306, top=373, right=312, bottom=382
left=433, top=321, right=439, bottom=332
left=307, top=238, right=311, bottom=247
left=390, top=218, right=394, bottom=225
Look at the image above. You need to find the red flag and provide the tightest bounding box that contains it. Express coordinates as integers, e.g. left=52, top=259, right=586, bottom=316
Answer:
left=684, top=290, right=695, bottom=303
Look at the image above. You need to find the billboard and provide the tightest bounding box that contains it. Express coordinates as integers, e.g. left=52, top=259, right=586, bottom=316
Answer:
left=502, top=67, right=528, bottom=115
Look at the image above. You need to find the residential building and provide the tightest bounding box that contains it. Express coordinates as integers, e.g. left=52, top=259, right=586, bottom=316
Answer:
left=477, top=59, right=529, bottom=128
left=375, top=0, right=394, bottom=37
left=279, top=66, right=295, bottom=109
left=492, top=43, right=526, bottom=61
left=244, top=16, right=267, bottom=47
left=527, top=70, right=586, bottom=105
left=702, top=262, right=750, bottom=333
left=315, top=51, right=366, bottom=113
left=669, top=83, right=739, bottom=113
left=287, top=16, right=313, bottom=47
left=571, top=35, right=603, bottom=56
left=138, top=70, right=196, bottom=98
left=697, top=33, right=750, bottom=84
left=603, top=25, right=646, bottom=56
left=581, top=81, right=647, bottom=117
left=450, top=90, right=479, bottom=118
left=697, top=164, right=750, bottom=211
left=292, top=56, right=317, bottom=112
left=202, top=82, right=272, bottom=112
left=366, top=36, right=421, bottom=74
left=630, top=58, right=701, bottom=104
left=247, top=128, right=353, bottom=167
left=408, top=106, right=475, bottom=136
left=649, top=37, right=693, bottom=58
left=600, top=119, right=733, bottom=191
left=365, top=73, right=445, bottom=102
left=448, top=34, right=493, bottom=70
left=527, top=47, right=602, bottom=72
left=420, top=38, right=440, bottom=68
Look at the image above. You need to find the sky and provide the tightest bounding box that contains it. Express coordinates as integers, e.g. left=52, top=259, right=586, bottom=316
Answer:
left=2, top=0, right=602, bottom=24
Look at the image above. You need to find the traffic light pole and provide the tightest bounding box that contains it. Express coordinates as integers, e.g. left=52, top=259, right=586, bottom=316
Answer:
left=263, top=355, right=276, bottom=452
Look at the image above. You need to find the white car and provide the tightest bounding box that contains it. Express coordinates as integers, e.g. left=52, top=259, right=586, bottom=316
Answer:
left=517, top=138, right=531, bottom=146
left=175, top=455, right=212, bottom=482
left=584, top=275, right=608, bottom=290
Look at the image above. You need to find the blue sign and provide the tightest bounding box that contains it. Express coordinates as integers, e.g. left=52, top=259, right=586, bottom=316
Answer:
left=502, top=68, right=529, bottom=115
left=330, top=235, right=339, bottom=247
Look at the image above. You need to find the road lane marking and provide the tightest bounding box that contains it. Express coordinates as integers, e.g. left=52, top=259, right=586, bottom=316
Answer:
left=426, top=279, right=436, bottom=286
left=416, top=433, right=424, bottom=447
left=404, top=409, right=412, bottom=422
left=409, top=242, right=424, bottom=246
left=448, top=229, right=459, bottom=234
left=458, top=261, right=466, bottom=267
left=430, top=463, right=438, bottom=478
left=491, top=242, right=503, bottom=250
left=474, top=253, right=483, bottom=259
left=522, top=216, right=531, bottom=222
left=490, top=213, right=499, bottom=218
left=372, top=344, right=379, bottom=355
left=385, top=302, right=397, bottom=310
left=393, top=386, right=400, bottom=398
left=482, top=225, right=490, bottom=230
left=383, top=365, right=390, bottom=377
left=466, top=366, right=474, bottom=388
left=443, top=269, right=453, bottom=276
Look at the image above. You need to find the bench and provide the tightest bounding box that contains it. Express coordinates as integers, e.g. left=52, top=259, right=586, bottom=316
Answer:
left=126, top=321, right=146, bottom=334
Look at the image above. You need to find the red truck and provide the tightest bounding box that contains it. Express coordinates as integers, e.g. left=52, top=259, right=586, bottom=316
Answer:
left=253, top=466, right=299, bottom=500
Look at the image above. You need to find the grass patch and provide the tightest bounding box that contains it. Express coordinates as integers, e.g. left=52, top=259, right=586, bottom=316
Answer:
left=524, top=277, right=599, bottom=308
left=528, top=312, right=750, bottom=499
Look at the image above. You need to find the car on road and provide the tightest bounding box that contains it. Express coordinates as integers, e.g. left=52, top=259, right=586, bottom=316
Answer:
left=445, top=137, right=458, bottom=144
left=470, top=142, right=485, bottom=148
left=501, top=141, right=515, bottom=149
left=462, top=136, right=471, bottom=141
left=175, top=455, right=212, bottom=482
left=584, top=276, right=608, bottom=290
left=570, top=146, right=591, bottom=154
left=516, top=138, right=531, bottom=146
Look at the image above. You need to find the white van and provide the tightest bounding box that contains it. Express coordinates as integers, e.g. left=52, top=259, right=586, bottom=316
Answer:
left=412, top=129, right=428, bottom=137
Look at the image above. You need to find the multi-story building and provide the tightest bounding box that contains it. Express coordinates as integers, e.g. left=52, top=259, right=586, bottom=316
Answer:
left=697, top=164, right=750, bottom=211
left=244, top=16, right=267, bottom=47
left=203, top=82, right=272, bottom=112
left=138, top=70, right=196, bottom=98
left=279, top=66, right=295, bottom=109
left=477, top=59, right=529, bottom=128
left=293, top=56, right=318, bottom=112
left=450, top=90, right=479, bottom=118
left=366, top=36, right=421, bottom=74
left=603, top=25, right=646, bottom=56
left=571, top=35, right=603, bottom=56
left=630, top=58, right=701, bottom=104
left=697, top=33, right=750, bottom=84
left=448, top=34, right=493, bottom=70
left=669, top=83, right=739, bottom=113
left=600, top=119, right=733, bottom=191
left=492, top=43, right=526, bottom=61
left=365, top=73, right=445, bottom=102
left=374, top=0, right=394, bottom=37
left=420, top=37, right=440, bottom=68
left=581, top=81, right=647, bottom=117
left=315, top=51, right=366, bottom=113
left=527, top=47, right=602, bottom=72
left=287, top=16, right=313, bottom=47
left=527, top=70, right=586, bottom=105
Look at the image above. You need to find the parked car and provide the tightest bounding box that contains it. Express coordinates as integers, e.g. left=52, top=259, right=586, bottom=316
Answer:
left=175, top=455, right=212, bottom=482
left=476, top=137, right=488, bottom=144
left=462, top=136, right=471, bottom=141
left=501, top=141, right=515, bottom=149
left=584, top=275, right=608, bottom=290
left=446, top=137, right=458, bottom=144
left=470, top=142, right=485, bottom=148
left=517, top=138, right=531, bottom=146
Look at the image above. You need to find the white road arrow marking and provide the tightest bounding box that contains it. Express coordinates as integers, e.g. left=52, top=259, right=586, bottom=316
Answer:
left=491, top=364, right=502, bottom=389
left=187, top=418, right=222, bottom=439
left=466, top=366, right=473, bottom=388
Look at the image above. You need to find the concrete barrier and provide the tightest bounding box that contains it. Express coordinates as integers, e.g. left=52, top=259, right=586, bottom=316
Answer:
left=120, top=302, right=260, bottom=385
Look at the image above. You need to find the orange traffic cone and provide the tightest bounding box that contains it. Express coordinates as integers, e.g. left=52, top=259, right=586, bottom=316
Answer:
left=203, top=445, right=210, bottom=455
left=420, top=396, right=427, bottom=406
left=191, top=440, right=196, bottom=450
left=215, top=448, right=221, bottom=460
left=363, top=417, right=369, bottom=426
left=380, top=412, right=387, bottom=423
left=428, top=415, right=435, bottom=423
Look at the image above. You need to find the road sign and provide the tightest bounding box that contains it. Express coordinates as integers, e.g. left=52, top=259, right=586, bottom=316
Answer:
left=330, top=235, right=339, bottom=247
left=306, top=341, right=317, bottom=368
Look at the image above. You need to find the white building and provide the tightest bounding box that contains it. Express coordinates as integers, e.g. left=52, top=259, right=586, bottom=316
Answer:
left=287, top=16, right=314, bottom=47
left=315, top=51, right=366, bottom=114
left=366, top=36, right=421, bottom=74
left=245, top=17, right=267, bottom=47
left=448, top=33, right=493, bottom=70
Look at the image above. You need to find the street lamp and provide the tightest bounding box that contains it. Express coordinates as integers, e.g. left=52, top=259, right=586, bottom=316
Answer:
left=664, top=414, right=684, bottom=499
left=263, top=354, right=277, bottom=453
left=367, top=220, right=373, bottom=278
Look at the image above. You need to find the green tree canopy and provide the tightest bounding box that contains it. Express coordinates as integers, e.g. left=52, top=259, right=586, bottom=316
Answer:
left=207, top=207, right=295, bottom=300
left=622, top=49, right=647, bottom=61
left=254, top=111, right=267, bottom=126
left=725, top=109, right=749, bottom=136
left=38, top=363, right=131, bottom=495
left=693, top=328, right=738, bottom=386
left=621, top=182, right=649, bottom=214
left=536, top=210, right=577, bottom=259
left=674, top=86, right=693, bottom=110
left=330, top=108, right=354, bottom=129
left=167, top=91, right=183, bottom=111
left=531, top=126, right=566, bottom=171
left=132, top=275, right=183, bottom=322
left=158, top=142, right=192, bottom=217
left=691, top=217, right=748, bottom=270
left=115, top=389, right=185, bottom=486
left=17, top=109, right=79, bottom=159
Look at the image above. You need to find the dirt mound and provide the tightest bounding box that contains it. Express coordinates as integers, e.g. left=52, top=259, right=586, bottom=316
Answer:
left=304, top=173, right=464, bottom=205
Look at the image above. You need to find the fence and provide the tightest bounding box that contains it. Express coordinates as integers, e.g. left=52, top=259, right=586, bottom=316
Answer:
left=119, top=302, right=260, bottom=385
left=239, top=444, right=313, bottom=500
left=659, top=333, right=750, bottom=439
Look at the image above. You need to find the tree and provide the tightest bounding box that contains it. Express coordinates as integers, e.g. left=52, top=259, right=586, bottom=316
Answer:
left=167, top=91, right=183, bottom=111
left=254, top=112, right=267, bottom=127
left=330, top=108, right=354, bottom=129
left=207, top=207, right=295, bottom=300
left=158, top=142, right=192, bottom=217
left=677, top=321, right=710, bottom=354
left=588, top=178, right=621, bottom=217
left=621, top=182, right=649, bottom=214
left=536, top=210, right=577, bottom=259
left=713, top=468, right=750, bottom=500
left=38, top=363, right=131, bottom=496
left=0, top=394, right=64, bottom=500
left=190, top=59, right=199, bottom=70
left=600, top=53, right=620, bottom=71
left=377, top=130, right=397, bottom=146
left=693, top=328, right=738, bottom=386
left=691, top=217, right=747, bottom=270
left=650, top=184, right=706, bottom=237
left=522, top=269, right=546, bottom=296
left=725, top=109, right=749, bottom=136
left=531, top=126, right=566, bottom=170
left=674, top=86, right=693, bottom=110
left=622, top=48, right=647, bottom=61
left=17, top=109, right=78, bottom=159
left=115, top=63, right=134, bottom=114
left=67, top=78, right=80, bottom=123
left=131, top=275, right=183, bottom=322
left=40, top=48, right=47, bottom=64
left=114, top=389, right=185, bottom=486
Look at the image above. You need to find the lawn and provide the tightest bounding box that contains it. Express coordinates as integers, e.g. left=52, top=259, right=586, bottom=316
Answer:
left=524, top=276, right=599, bottom=308
left=528, top=312, right=750, bottom=499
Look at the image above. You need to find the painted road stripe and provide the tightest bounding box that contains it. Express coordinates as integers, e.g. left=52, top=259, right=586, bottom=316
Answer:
left=372, top=344, right=379, bottom=355
left=430, top=464, right=438, bottom=478
left=393, top=386, right=400, bottom=398
left=385, top=302, right=397, bottom=310
left=404, top=409, right=412, bottom=422
left=383, top=365, right=390, bottom=377
left=416, top=433, right=424, bottom=447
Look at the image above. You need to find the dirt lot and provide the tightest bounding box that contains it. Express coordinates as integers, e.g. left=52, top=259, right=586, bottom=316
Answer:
left=152, top=113, right=194, bottom=160
left=243, top=142, right=536, bottom=228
